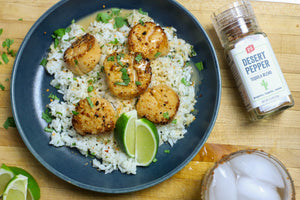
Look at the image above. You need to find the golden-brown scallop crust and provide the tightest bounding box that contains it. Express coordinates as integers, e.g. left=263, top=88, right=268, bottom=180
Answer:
left=103, top=52, right=152, bottom=99
left=72, top=97, right=117, bottom=136
left=128, top=22, right=169, bottom=60
left=64, top=33, right=101, bottom=76
left=136, top=84, right=180, bottom=124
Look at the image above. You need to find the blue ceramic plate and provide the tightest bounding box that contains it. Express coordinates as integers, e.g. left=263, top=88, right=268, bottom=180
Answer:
left=11, top=0, right=221, bottom=193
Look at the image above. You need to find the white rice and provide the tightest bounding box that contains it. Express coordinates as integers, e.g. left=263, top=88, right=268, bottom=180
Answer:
left=44, top=9, right=196, bottom=174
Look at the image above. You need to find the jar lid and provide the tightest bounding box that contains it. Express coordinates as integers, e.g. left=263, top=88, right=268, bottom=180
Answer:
left=211, top=0, right=258, bottom=47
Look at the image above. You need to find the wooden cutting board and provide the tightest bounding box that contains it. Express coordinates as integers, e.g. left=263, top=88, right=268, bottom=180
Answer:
left=0, top=0, right=299, bottom=199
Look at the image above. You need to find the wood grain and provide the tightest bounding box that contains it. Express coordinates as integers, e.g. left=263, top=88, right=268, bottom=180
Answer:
left=0, top=0, right=299, bottom=199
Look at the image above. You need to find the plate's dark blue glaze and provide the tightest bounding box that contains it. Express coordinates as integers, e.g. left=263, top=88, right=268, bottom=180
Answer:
left=11, top=0, right=221, bottom=193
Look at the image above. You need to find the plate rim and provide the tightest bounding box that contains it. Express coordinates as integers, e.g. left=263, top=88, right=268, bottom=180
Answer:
left=10, top=0, right=221, bottom=193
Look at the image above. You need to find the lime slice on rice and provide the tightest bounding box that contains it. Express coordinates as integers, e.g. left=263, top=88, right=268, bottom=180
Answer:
left=0, top=164, right=14, bottom=196
left=9, top=167, right=40, bottom=200
left=3, top=174, right=28, bottom=200
left=135, top=118, right=159, bottom=166
left=114, top=110, right=137, bottom=158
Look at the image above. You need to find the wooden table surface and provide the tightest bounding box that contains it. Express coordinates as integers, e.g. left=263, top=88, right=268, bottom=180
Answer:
left=0, top=0, right=299, bottom=199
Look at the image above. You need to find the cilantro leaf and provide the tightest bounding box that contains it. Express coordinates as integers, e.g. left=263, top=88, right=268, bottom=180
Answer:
left=44, top=127, right=54, bottom=133
left=107, top=56, right=114, bottom=61
left=111, top=8, right=121, bottom=16
left=40, top=58, right=48, bottom=67
left=53, top=28, right=66, bottom=38
left=154, top=52, right=161, bottom=58
left=114, top=17, right=127, bottom=29
left=195, top=62, right=204, bottom=71
left=48, top=93, right=59, bottom=100
left=3, top=117, right=16, bottom=129
left=96, top=12, right=112, bottom=23
left=0, top=83, right=5, bottom=91
left=0, top=28, right=3, bottom=36
left=86, top=97, right=94, bottom=108
left=138, top=8, right=148, bottom=15
left=72, top=111, right=79, bottom=115
left=163, top=112, right=170, bottom=119
left=135, top=54, right=143, bottom=62
left=42, top=108, right=53, bottom=123
left=1, top=52, right=9, bottom=64
left=181, top=78, right=191, bottom=86
left=87, top=85, right=94, bottom=93
left=109, top=38, right=119, bottom=45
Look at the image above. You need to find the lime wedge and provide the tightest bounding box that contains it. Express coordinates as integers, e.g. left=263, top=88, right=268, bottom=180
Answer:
left=114, top=110, right=137, bottom=158
left=9, top=167, right=40, bottom=200
left=135, top=118, right=159, bottom=166
left=3, top=174, right=28, bottom=200
left=0, top=164, right=14, bottom=196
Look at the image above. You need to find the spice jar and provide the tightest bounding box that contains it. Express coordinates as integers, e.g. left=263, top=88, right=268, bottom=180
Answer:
left=211, top=0, right=294, bottom=121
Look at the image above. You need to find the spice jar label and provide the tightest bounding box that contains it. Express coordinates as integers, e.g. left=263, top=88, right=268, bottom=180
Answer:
left=229, top=34, right=291, bottom=111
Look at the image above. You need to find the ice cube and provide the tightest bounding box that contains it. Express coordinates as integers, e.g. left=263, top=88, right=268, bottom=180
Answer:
left=229, top=154, right=284, bottom=188
left=211, top=163, right=238, bottom=200
left=237, top=176, right=281, bottom=200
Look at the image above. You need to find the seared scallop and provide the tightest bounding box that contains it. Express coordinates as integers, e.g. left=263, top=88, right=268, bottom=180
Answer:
left=136, top=85, right=180, bottom=124
left=103, top=52, right=151, bottom=99
left=128, top=22, right=169, bottom=60
left=72, top=97, right=116, bottom=136
left=64, top=33, right=101, bottom=76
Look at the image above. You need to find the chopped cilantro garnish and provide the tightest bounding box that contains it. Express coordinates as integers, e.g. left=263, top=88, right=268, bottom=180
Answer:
left=86, top=97, right=94, bottom=108
left=65, top=27, right=71, bottom=33
left=190, top=46, right=197, bottom=57
left=71, top=19, right=75, bottom=24
left=54, top=38, right=59, bottom=48
left=7, top=49, right=16, bottom=57
left=154, top=52, right=161, bottom=58
left=195, top=61, right=204, bottom=71
left=48, top=93, right=59, bottom=100
left=53, top=28, right=66, bottom=38
left=56, top=112, right=63, bottom=116
left=114, top=17, right=127, bottom=29
left=0, top=83, right=5, bottom=91
left=152, top=158, right=157, bottom=163
left=87, top=85, right=94, bottom=93
left=96, top=12, right=112, bottom=23
left=139, top=19, right=145, bottom=26
left=181, top=78, right=191, bottom=86
left=72, top=111, right=79, bottom=115
left=54, top=84, right=61, bottom=89
left=107, top=56, right=115, bottom=61
left=18, top=18, right=23, bottom=21
left=114, top=67, right=130, bottom=86
left=5, top=78, right=9, bottom=82
left=1, top=52, right=9, bottom=64
left=42, top=108, right=53, bottom=123
left=72, top=142, right=76, bottom=146
left=135, top=53, right=143, bottom=62
left=100, top=66, right=104, bottom=73
left=138, top=8, right=148, bottom=15
left=164, top=149, right=170, bottom=154
left=3, top=117, right=16, bottom=129
left=135, top=81, right=142, bottom=86
left=109, top=38, right=119, bottom=45
left=111, top=8, right=121, bottom=16
left=44, top=127, right=54, bottom=133
left=2, top=38, right=14, bottom=49
left=40, top=58, right=48, bottom=67
left=185, top=62, right=190, bottom=66
left=74, top=59, right=78, bottom=66
left=163, top=112, right=170, bottom=119
left=0, top=28, right=3, bottom=36
left=172, top=119, right=177, bottom=124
